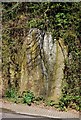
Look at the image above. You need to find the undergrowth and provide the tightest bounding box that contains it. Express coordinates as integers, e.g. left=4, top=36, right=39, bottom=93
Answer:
left=4, top=89, right=81, bottom=111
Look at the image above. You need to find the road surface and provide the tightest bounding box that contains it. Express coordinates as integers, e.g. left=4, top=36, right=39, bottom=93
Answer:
left=2, top=108, right=78, bottom=120
left=0, top=101, right=79, bottom=120
left=0, top=109, right=79, bottom=120
left=0, top=108, right=62, bottom=120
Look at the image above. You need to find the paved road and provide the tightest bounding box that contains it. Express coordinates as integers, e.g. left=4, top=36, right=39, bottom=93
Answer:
left=0, top=108, right=62, bottom=120
left=0, top=101, right=79, bottom=120
left=0, top=112, right=79, bottom=120
left=0, top=112, right=62, bottom=120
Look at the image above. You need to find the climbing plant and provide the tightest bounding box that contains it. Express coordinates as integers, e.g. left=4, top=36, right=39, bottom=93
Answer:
left=2, top=2, right=81, bottom=110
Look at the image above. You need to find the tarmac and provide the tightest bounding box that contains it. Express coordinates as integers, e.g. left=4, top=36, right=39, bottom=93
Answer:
left=0, top=99, right=80, bottom=119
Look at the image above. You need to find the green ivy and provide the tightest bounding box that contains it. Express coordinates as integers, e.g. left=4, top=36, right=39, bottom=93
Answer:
left=22, top=91, right=35, bottom=105
left=2, top=2, right=81, bottom=111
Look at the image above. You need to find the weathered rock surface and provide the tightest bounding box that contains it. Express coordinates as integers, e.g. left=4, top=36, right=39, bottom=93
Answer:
left=2, top=28, right=67, bottom=100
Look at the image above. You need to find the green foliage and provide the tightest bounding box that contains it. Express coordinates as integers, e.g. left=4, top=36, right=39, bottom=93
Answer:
left=35, top=96, right=45, bottom=102
left=33, top=96, right=45, bottom=105
left=22, top=91, right=35, bottom=105
left=55, top=13, right=68, bottom=28
left=5, top=88, right=17, bottom=99
left=2, top=2, right=81, bottom=111
left=5, top=90, right=35, bottom=105
left=27, top=18, right=45, bottom=29
left=45, top=100, right=55, bottom=106
left=59, top=95, right=81, bottom=111
left=61, top=33, right=81, bottom=111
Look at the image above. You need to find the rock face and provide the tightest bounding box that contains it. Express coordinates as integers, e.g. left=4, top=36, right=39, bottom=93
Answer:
left=20, top=28, right=45, bottom=96
left=2, top=28, right=67, bottom=100
left=19, top=28, right=67, bottom=100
